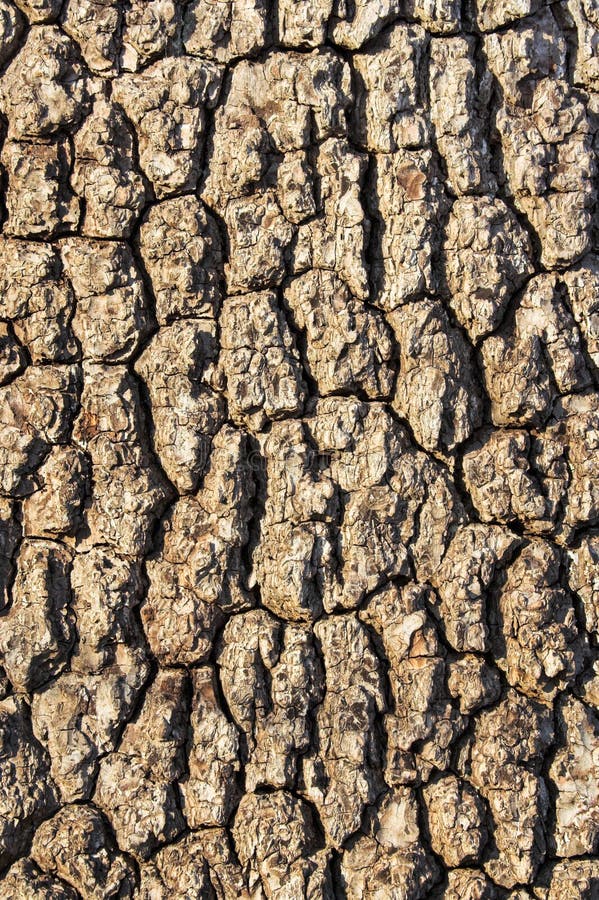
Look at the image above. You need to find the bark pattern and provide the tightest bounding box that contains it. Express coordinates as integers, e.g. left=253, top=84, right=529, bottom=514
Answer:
left=0, top=1, right=598, bottom=897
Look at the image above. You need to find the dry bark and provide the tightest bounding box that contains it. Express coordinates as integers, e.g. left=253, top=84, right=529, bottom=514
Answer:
left=0, top=0, right=598, bottom=897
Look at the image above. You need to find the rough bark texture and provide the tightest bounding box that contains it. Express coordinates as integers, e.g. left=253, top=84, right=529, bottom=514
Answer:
left=0, top=1, right=598, bottom=897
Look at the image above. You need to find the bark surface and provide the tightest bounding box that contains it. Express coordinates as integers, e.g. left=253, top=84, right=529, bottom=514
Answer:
left=0, top=0, right=598, bottom=897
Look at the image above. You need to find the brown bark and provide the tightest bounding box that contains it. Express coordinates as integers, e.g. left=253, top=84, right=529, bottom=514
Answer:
left=0, top=1, right=598, bottom=896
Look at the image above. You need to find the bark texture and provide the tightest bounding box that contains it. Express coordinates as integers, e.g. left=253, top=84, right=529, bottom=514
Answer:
left=0, top=1, right=598, bottom=897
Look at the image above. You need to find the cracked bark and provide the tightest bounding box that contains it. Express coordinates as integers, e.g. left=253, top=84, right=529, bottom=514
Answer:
left=0, top=0, right=598, bottom=897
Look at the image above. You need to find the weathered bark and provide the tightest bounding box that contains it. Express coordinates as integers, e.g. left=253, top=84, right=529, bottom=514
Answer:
left=0, top=0, right=598, bottom=896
